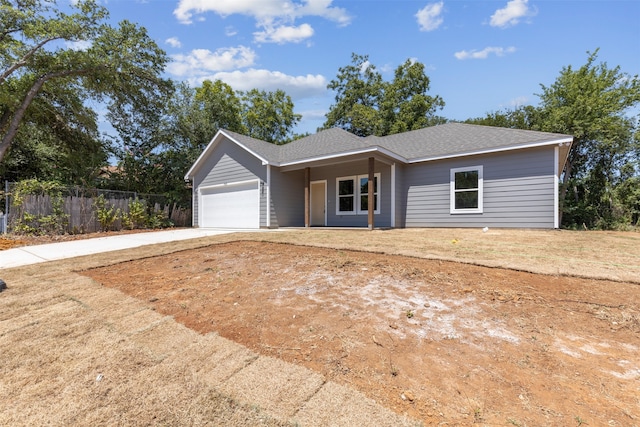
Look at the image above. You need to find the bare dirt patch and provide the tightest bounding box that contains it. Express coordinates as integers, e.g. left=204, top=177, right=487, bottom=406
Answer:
left=83, top=240, right=640, bottom=426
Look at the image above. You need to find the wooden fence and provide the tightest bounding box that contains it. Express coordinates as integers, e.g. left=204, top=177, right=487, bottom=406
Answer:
left=5, top=191, right=191, bottom=234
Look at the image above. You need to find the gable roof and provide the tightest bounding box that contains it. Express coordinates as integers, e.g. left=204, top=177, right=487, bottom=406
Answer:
left=186, top=123, right=573, bottom=179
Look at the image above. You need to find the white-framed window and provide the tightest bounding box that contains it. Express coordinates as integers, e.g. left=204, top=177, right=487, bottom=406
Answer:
left=450, top=166, right=483, bottom=214
left=336, top=173, right=380, bottom=215
left=337, top=175, right=356, bottom=214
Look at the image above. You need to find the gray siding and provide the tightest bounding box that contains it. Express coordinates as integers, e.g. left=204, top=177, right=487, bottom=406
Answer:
left=311, top=159, right=392, bottom=227
left=393, top=163, right=406, bottom=228
left=192, top=138, right=266, bottom=227
left=269, top=168, right=305, bottom=227
left=403, top=147, right=556, bottom=228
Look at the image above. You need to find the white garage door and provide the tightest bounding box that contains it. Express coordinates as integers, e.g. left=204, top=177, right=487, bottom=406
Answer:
left=200, top=181, right=260, bottom=228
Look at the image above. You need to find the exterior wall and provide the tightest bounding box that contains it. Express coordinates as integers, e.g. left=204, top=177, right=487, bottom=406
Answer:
left=310, top=159, right=392, bottom=227
left=393, top=162, right=407, bottom=228
left=191, top=137, right=266, bottom=227
left=269, top=168, right=305, bottom=227
left=403, top=146, right=556, bottom=228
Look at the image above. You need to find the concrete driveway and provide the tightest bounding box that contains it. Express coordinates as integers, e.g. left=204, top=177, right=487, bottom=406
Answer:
left=0, top=228, right=265, bottom=269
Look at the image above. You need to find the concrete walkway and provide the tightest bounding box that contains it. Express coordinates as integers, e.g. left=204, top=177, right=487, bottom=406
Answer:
left=0, top=228, right=265, bottom=269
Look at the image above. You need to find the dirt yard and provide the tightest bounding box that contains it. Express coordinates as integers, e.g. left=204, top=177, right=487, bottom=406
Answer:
left=83, top=239, right=640, bottom=426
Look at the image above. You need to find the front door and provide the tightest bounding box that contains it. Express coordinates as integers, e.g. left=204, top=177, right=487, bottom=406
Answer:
left=310, top=181, right=326, bottom=226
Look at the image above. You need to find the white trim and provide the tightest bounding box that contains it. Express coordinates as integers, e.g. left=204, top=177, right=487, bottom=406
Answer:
left=280, top=146, right=406, bottom=167
left=192, top=183, right=196, bottom=227
left=198, top=179, right=260, bottom=191
left=554, top=146, right=559, bottom=229
left=266, top=165, right=271, bottom=228
left=336, top=175, right=357, bottom=216
left=450, top=166, right=483, bottom=214
left=310, top=180, right=327, bottom=226
left=335, top=174, right=381, bottom=216
left=356, top=173, right=381, bottom=215
left=390, top=163, right=396, bottom=228
left=409, top=137, right=574, bottom=164
left=185, top=130, right=270, bottom=180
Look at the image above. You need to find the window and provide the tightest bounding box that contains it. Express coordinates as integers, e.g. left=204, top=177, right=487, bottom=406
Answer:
left=450, top=166, right=483, bottom=213
left=337, top=176, right=355, bottom=213
left=358, top=175, right=378, bottom=214
left=336, top=174, right=380, bottom=215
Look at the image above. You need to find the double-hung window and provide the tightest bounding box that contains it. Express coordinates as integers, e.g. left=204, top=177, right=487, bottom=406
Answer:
left=450, top=166, right=483, bottom=213
left=337, top=174, right=380, bottom=215
left=337, top=176, right=356, bottom=213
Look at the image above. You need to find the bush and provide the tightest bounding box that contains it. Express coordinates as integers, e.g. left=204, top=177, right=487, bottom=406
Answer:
left=93, top=194, right=121, bottom=232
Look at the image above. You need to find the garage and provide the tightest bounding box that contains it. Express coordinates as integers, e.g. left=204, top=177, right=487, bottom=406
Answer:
left=199, top=181, right=260, bottom=228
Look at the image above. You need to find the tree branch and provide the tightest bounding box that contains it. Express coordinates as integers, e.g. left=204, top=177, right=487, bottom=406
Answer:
left=0, top=68, right=92, bottom=161
left=0, top=36, right=63, bottom=85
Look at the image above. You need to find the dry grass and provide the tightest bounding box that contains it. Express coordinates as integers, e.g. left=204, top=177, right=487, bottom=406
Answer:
left=244, top=228, right=640, bottom=283
left=0, top=228, right=638, bottom=426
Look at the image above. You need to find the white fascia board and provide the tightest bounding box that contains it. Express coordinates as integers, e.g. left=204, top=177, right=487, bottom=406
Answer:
left=278, top=146, right=406, bottom=168
left=407, top=137, right=574, bottom=164
left=184, top=130, right=270, bottom=180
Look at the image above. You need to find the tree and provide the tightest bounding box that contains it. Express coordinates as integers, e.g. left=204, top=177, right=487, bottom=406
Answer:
left=241, top=88, right=301, bottom=144
left=538, top=50, right=640, bottom=228
left=0, top=0, right=172, bottom=168
left=466, top=50, right=640, bottom=229
left=322, top=53, right=445, bottom=137
left=466, top=105, right=543, bottom=131
left=323, top=53, right=383, bottom=137
left=379, top=59, right=445, bottom=135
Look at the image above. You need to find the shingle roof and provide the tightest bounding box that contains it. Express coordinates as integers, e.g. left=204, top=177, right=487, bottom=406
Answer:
left=374, top=123, right=572, bottom=161
left=189, top=123, right=572, bottom=177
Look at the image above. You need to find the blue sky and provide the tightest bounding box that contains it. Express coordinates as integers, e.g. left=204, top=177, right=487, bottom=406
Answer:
left=99, top=0, right=639, bottom=135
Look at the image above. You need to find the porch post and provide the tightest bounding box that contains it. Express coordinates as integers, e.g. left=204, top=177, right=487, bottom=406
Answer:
left=368, top=157, right=374, bottom=230
left=304, top=167, right=310, bottom=227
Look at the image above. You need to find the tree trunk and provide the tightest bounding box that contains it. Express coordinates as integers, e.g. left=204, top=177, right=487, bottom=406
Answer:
left=0, top=69, right=88, bottom=162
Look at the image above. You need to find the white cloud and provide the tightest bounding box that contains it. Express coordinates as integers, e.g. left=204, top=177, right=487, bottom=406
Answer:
left=225, top=26, right=238, bottom=36
left=173, top=0, right=351, bottom=44
left=490, top=0, right=535, bottom=28
left=454, top=46, right=516, bottom=60
left=167, top=46, right=257, bottom=76
left=66, top=40, right=91, bottom=51
left=174, top=0, right=351, bottom=25
left=416, top=1, right=444, bottom=32
left=196, top=69, right=328, bottom=100
left=509, top=96, right=529, bottom=107
left=254, top=23, right=314, bottom=44
left=165, top=37, right=182, bottom=48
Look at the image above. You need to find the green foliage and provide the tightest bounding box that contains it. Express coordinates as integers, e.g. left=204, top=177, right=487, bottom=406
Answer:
left=241, top=88, right=301, bottom=144
left=466, top=50, right=640, bottom=230
left=322, top=53, right=445, bottom=137
left=10, top=179, right=69, bottom=235
left=122, top=198, right=147, bottom=230
left=0, top=0, right=172, bottom=187
left=147, top=209, right=173, bottom=229
left=92, top=194, right=120, bottom=232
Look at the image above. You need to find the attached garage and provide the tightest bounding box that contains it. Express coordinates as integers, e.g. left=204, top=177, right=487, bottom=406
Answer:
left=199, top=180, right=260, bottom=229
